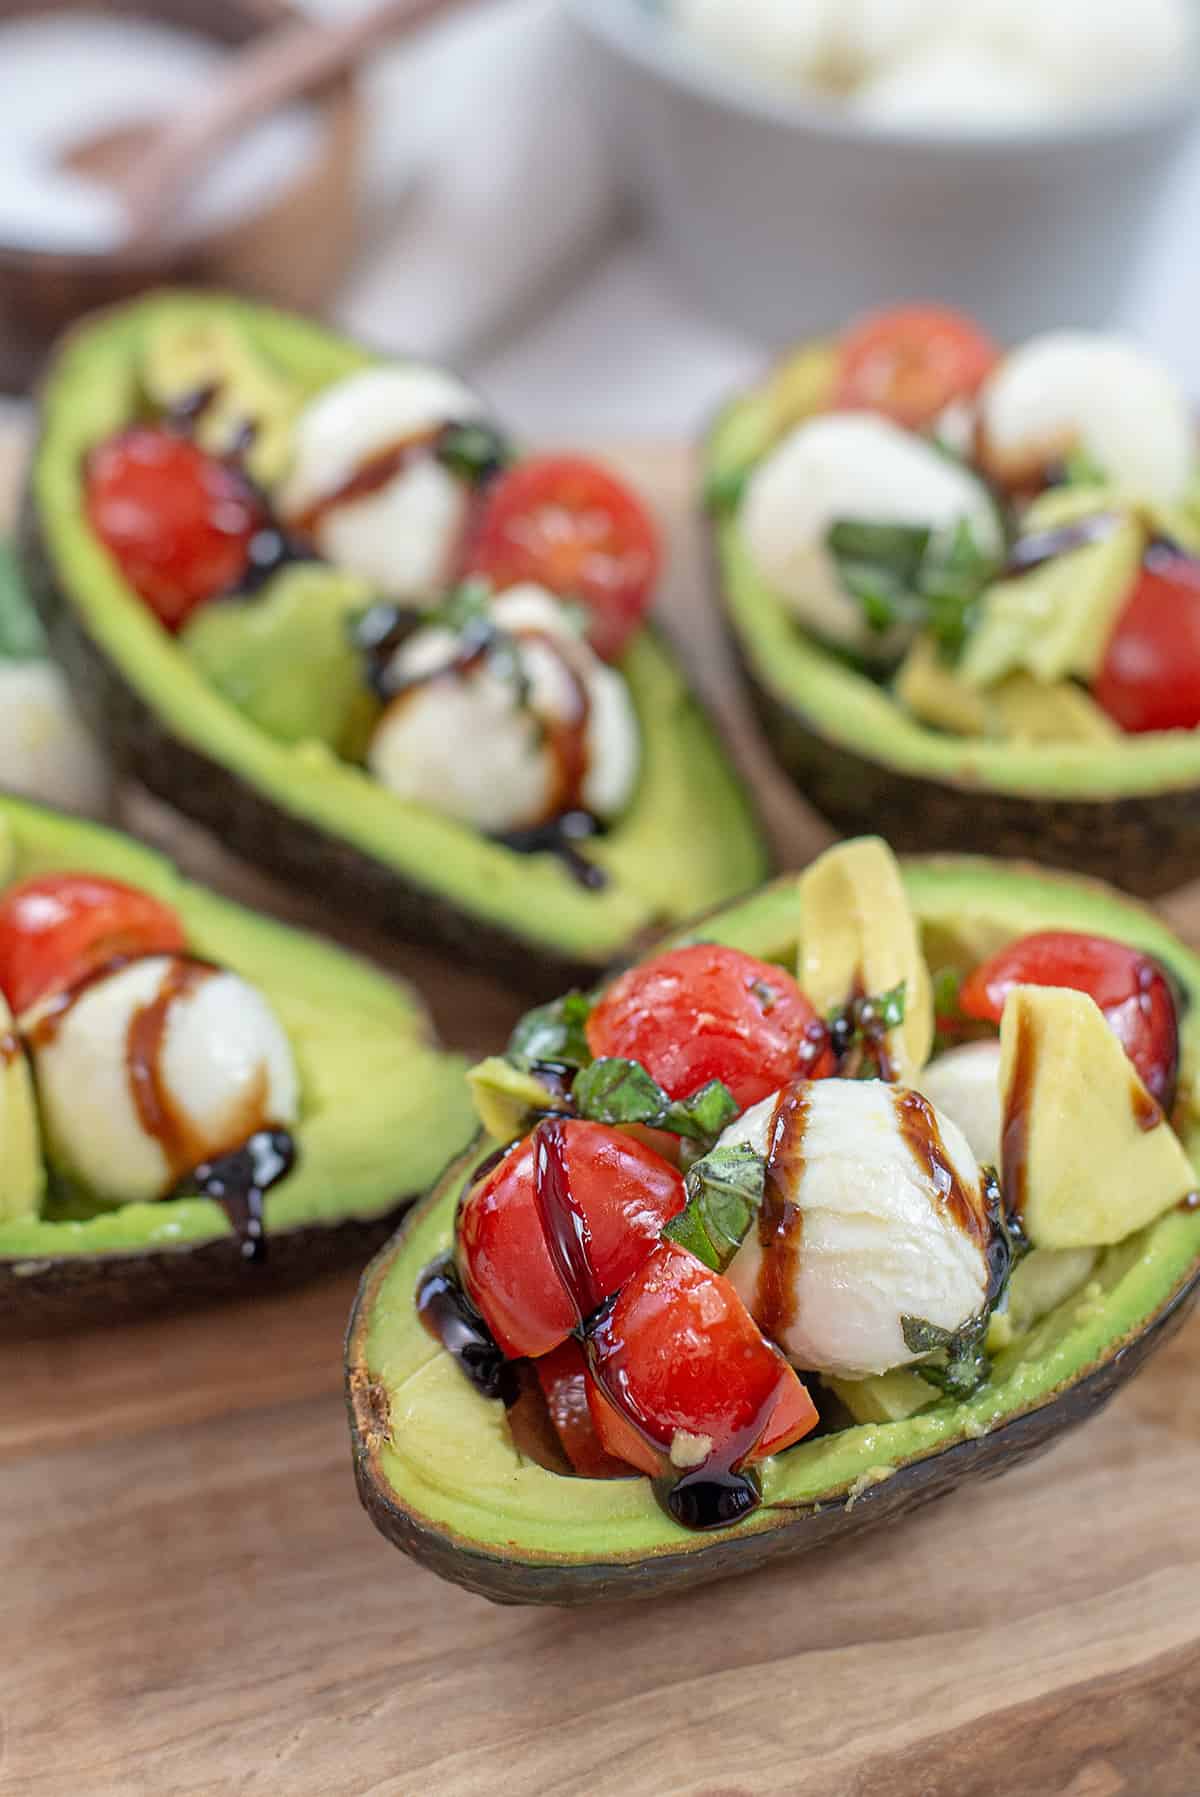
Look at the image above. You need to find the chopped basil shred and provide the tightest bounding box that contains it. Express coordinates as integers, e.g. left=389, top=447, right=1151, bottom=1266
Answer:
left=664, top=1142, right=765, bottom=1272
left=508, top=991, right=594, bottom=1072
left=827, top=979, right=907, bottom=1077
left=573, top=1057, right=738, bottom=1146
left=827, top=515, right=1002, bottom=660
left=436, top=419, right=513, bottom=484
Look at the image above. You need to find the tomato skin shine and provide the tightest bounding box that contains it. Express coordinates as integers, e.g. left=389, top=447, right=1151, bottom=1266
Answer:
left=960, top=929, right=1179, bottom=1106
left=457, top=1121, right=685, bottom=1360
left=462, top=455, right=659, bottom=661
left=586, top=943, right=831, bottom=1112
left=1094, top=551, right=1200, bottom=734
left=584, top=1241, right=818, bottom=1479
left=835, top=304, right=1000, bottom=431
left=0, top=874, right=186, bottom=1016
left=86, top=428, right=265, bottom=631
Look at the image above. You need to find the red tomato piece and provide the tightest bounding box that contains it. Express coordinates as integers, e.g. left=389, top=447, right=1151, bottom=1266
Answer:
left=461, top=455, right=660, bottom=661
left=835, top=303, right=1000, bottom=431
left=457, top=1120, right=686, bottom=1359
left=534, top=1340, right=634, bottom=1478
left=0, top=874, right=186, bottom=1016
left=584, top=1241, right=818, bottom=1480
left=86, top=427, right=265, bottom=631
left=586, top=943, right=832, bottom=1112
left=959, top=929, right=1179, bottom=1105
left=1093, top=550, right=1200, bottom=734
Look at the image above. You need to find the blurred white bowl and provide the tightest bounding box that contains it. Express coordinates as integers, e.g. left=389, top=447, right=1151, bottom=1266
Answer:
left=567, top=0, right=1200, bottom=343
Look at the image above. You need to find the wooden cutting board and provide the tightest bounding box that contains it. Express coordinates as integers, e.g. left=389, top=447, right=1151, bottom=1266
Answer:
left=3, top=432, right=1200, bottom=1797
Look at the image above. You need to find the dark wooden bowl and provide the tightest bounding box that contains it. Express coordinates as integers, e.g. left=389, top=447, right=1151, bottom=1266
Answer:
left=0, top=0, right=361, bottom=392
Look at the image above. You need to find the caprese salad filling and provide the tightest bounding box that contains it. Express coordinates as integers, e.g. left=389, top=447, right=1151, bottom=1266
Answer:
left=725, top=304, right=1200, bottom=741
left=0, top=871, right=299, bottom=1256
left=421, top=839, right=1197, bottom=1532
left=83, top=330, right=659, bottom=883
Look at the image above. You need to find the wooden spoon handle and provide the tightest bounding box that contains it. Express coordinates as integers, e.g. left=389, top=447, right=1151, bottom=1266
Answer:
left=121, top=0, right=481, bottom=249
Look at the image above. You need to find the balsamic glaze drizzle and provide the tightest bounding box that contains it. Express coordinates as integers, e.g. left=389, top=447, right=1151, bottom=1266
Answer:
left=416, top=1254, right=516, bottom=1403
left=185, top=1128, right=297, bottom=1263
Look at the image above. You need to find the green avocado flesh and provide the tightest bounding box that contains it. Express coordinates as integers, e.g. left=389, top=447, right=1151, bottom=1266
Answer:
left=0, top=793, right=474, bottom=1263
left=31, top=292, right=766, bottom=969
left=350, top=859, right=1200, bottom=1588
left=707, top=352, right=1200, bottom=802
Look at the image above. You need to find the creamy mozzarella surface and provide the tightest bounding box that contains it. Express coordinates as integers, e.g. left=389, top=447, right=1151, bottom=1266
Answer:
left=917, top=1039, right=1003, bottom=1168
left=725, top=1079, right=992, bottom=1378
left=741, top=413, right=1000, bottom=656
left=29, top=956, right=299, bottom=1205
left=367, top=584, right=639, bottom=834
left=279, top=365, right=487, bottom=599
left=979, top=331, right=1194, bottom=500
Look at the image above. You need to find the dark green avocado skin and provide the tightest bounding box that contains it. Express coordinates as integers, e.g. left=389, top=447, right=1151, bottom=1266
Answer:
left=0, top=1204, right=413, bottom=1340
left=19, top=496, right=611, bottom=995
left=346, top=1250, right=1200, bottom=1606
left=711, top=532, right=1200, bottom=900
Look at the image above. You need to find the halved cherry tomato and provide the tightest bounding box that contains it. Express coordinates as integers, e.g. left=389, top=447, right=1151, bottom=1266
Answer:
left=86, top=428, right=266, bottom=632
left=0, top=874, right=186, bottom=1016
left=457, top=1121, right=686, bottom=1359
left=585, top=1240, right=818, bottom=1479
left=835, top=304, right=1000, bottom=431
left=1093, top=550, right=1200, bottom=734
left=535, top=1340, right=633, bottom=1478
left=461, top=455, right=659, bottom=661
left=959, top=930, right=1179, bottom=1106
left=586, top=943, right=832, bottom=1113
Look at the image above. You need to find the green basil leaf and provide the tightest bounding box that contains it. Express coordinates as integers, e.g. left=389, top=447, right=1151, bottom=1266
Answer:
left=661, top=1078, right=739, bottom=1142
left=827, top=519, right=931, bottom=582
left=436, top=421, right=513, bottom=484
left=665, top=1142, right=765, bottom=1272
left=572, top=1056, right=665, bottom=1125
left=901, top=1309, right=992, bottom=1398
left=508, top=991, right=593, bottom=1070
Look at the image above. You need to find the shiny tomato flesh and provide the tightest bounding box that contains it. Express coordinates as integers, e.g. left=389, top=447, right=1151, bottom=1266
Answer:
left=1093, top=550, right=1200, bottom=734
left=456, top=1121, right=686, bottom=1359
left=86, top=427, right=265, bottom=632
left=534, top=1340, right=634, bottom=1478
left=959, top=930, right=1179, bottom=1106
left=0, top=874, right=187, bottom=1016
left=835, top=303, right=1000, bottom=430
left=461, top=455, right=660, bottom=661
left=586, top=942, right=832, bottom=1112
left=585, top=1241, right=818, bottom=1479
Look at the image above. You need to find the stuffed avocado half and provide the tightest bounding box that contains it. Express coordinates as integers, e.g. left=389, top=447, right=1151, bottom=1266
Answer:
left=0, top=793, right=474, bottom=1331
left=706, top=306, right=1200, bottom=895
left=24, top=292, right=766, bottom=990
left=348, top=838, right=1200, bottom=1605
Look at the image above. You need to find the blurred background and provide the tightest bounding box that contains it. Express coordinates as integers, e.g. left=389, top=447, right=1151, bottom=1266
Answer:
left=0, top=0, right=1198, bottom=439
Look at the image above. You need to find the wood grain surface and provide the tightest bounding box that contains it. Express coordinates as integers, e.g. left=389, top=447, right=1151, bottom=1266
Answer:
left=2, top=432, right=1200, bottom=1797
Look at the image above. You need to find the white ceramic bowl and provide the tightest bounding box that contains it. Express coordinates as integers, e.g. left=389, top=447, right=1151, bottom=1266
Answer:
left=568, top=0, right=1200, bottom=343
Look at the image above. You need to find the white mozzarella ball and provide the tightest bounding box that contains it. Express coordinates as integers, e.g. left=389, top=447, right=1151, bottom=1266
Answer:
left=917, top=1039, right=1003, bottom=1168
left=0, top=662, right=112, bottom=817
left=29, top=956, right=298, bottom=1206
left=367, top=584, right=639, bottom=834
left=725, top=1079, right=992, bottom=1378
left=960, top=0, right=1194, bottom=111
left=854, top=41, right=1060, bottom=128
left=979, top=332, right=1195, bottom=500
left=280, top=366, right=487, bottom=599
left=741, top=413, right=1000, bottom=656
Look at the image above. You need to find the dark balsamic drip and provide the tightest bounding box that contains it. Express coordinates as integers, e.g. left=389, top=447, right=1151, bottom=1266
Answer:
left=979, top=1165, right=1019, bottom=1310
left=892, top=1086, right=989, bottom=1248
left=184, top=1128, right=296, bottom=1263
left=1004, top=511, right=1120, bottom=577
left=1179, top=1192, right=1200, bottom=1212
left=165, top=383, right=220, bottom=430
left=754, top=1082, right=811, bottom=1344
left=354, top=602, right=428, bottom=700
left=290, top=427, right=444, bottom=540
left=1130, top=1080, right=1164, bottom=1134
left=531, top=1117, right=606, bottom=1323
left=498, top=810, right=608, bottom=892
left=235, top=524, right=318, bottom=597
left=1000, top=1003, right=1036, bottom=1225
left=125, top=958, right=227, bottom=1182
left=416, top=1254, right=516, bottom=1402
left=526, top=1060, right=577, bottom=1101
left=26, top=952, right=164, bottom=1048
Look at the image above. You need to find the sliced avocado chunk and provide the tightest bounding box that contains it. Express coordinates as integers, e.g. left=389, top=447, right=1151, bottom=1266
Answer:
left=0, top=791, right=475, bottom=1331
left=179, top=565, right=379, bottom=754
left=896, top=637, right=1118, bottom=744
left=348, top=856, right=1200, bottom=1603
left=467, top=1056, right=572, bottom=1144
left=0, top=989, right=42, bottom=1223
left=141, top=316, right=297, bottom=488
left=27, top=292, right=767, bottom=987
left=826, top=1369, right=934, bottom=1425
left=798, top=837, right=933, bottom=1081
left=1000, top=984, right=1196, bottom=1250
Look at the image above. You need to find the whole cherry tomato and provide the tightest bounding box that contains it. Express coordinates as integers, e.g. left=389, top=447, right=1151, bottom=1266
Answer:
left=835, top=304, right=1000, bottom=431
left=0, top=873, right=186, bottom=1016
left=1093, top=549, right=1200, bottom=734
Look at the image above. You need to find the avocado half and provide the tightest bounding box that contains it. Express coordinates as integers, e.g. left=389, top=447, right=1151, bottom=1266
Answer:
left=0, top=793, right=475, bottom=1333
left=706, top=346, right=1200, bottom=897
left=346, top=858, right=1200, bottom=1604
left=22, top=292, right=768, bottom=991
